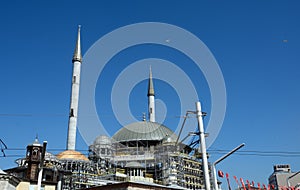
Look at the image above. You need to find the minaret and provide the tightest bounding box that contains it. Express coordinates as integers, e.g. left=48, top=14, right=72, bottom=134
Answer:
left=67, top=26, right=82, bottom=150
left=147, top=66, right=155, bottom=122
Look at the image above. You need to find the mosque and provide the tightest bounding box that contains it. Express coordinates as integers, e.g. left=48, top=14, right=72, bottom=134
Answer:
left=3, top=27, right=210, bottom=190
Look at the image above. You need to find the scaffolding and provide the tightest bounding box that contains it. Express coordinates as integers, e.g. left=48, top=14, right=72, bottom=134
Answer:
left=87, top=133, right=209, bottom=190
left=7, top=133, right=209, bottom=190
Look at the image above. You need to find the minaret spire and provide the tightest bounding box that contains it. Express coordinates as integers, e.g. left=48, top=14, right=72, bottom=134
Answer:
left=147, top=66, right=155, bottom=97
left=72, top=25, right=82, bottom=63
left=67, top=25, right=83, bottom=150
left=148, top=66, right=155, bottom=122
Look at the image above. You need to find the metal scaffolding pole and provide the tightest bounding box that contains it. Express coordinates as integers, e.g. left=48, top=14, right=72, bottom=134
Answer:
left=196, top=101, right=211, bottom=190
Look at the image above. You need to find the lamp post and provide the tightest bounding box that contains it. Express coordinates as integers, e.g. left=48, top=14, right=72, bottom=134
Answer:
left=287, top=170, right=300, bottom=189
left=212, top=143, right=245, bottom=190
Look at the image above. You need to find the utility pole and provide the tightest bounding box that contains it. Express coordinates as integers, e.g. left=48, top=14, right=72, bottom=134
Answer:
left=196, top=101, right=211, bottom=190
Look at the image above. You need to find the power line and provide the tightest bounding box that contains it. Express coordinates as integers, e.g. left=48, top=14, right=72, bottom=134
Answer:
left=1, top=148, right=300, bottom=158
left=209, top=149, right=300, bottom=154
left=0, top=139, right=7, bottom=157
left=3, top=147, right=300, bottom=154
left=0, top=113, right=66, bottom=117
left=208, top=149, right=300, bottom=157
left=3, top=148, right=89, bottom=152
left=209, top=152, right=300, bottom=157
left=2, top=153, right=300, bottom=158
left=0, top=113, right=192, bottom=118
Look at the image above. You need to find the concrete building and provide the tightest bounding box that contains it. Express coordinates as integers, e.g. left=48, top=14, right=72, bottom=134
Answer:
left=85, top=65, right=209, bottom=189
left=4, top=138, right=65, bottom=190
left=88, top=121, right=206, bottom=189
left=268, top=164, right=300, bottom=189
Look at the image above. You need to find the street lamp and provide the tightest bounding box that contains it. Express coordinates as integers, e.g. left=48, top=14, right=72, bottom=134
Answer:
left=287, top=170, right=300, bottom=189
left=212, top=143, right=245, bottom=190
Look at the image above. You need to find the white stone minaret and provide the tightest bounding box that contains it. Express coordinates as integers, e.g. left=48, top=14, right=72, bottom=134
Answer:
left=67, top=26, right=82, bottom=150
left=147, top=67, right=155, bottom=122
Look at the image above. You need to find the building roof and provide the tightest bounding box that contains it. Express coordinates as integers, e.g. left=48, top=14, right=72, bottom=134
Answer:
left=56, top=150, right=89, bottom=161
left=0, top=169, right=21, bottom=187
left=112, top=121, right=177, bottom=142
left=0, top=169, right=6, bottom=174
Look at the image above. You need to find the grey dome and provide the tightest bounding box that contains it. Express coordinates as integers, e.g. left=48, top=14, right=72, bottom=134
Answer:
left=93, top=135, right=112, bottom=145
left=45, top=152, right=59, bottom=162
left=112, top=121, right=177, bottom=142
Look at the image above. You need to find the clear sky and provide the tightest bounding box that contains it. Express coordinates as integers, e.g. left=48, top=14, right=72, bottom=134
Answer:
left=0, top=0, right=300, bottom=188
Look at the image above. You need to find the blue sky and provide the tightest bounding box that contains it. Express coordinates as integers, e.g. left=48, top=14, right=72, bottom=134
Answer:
left=0, top=0, right=300, bottom=187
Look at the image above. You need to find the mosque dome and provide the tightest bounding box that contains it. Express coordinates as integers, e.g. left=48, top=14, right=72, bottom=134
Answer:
left=112, top=121, right=177, bottom=142
left=56, top=150, right=89, bottom=161
left=93, top=135, right=112, bottom=145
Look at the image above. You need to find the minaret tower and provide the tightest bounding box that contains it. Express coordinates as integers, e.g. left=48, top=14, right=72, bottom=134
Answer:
left=147, top=67, right=155, bottom=122
left=67, top=26, right=82, bottom=150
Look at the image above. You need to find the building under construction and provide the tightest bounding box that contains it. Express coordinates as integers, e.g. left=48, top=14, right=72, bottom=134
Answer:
left=4, top=26, right=211, bottom=190
left=88, top=120, right=208, bottom=189
left=5, top=122, right=208, bottom=190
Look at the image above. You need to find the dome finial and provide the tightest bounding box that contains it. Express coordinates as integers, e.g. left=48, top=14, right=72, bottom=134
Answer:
left=30, top=134, right=41, bottom=146
left=72, top=25, right=82, bottom=63
left=35, top=134, right=39, bottom=143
